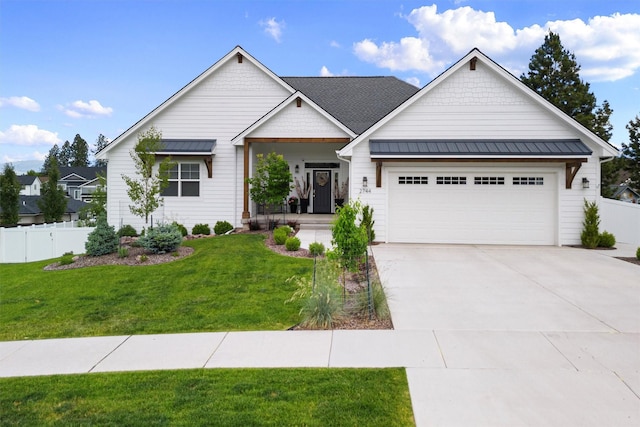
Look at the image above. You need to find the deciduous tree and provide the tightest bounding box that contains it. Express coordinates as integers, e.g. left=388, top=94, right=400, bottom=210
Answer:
left=0, top=163, right=22, bottom=225
left=246, top=152, right=293, bottom=225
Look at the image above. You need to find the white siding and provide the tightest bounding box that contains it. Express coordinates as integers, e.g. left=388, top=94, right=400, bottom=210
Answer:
left=250, top=101, right=349, bottom=138
left=106, top=57, right=291, bottom=232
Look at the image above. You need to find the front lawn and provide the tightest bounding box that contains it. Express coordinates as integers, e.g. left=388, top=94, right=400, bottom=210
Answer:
left=0, top=368, right=415, bottom=426
left=0, top=234, right=311, bottom=340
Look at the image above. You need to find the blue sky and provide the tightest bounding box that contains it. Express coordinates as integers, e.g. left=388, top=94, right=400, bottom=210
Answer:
left=1, top=0, right=639, bottom=170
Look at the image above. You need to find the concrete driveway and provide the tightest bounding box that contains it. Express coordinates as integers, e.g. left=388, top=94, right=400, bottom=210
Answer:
left=372, top=244, right=640, bottom=426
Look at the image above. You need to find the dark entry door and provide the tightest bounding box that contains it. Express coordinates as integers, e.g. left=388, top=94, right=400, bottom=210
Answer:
left=313, top=170, right=332, bottom=213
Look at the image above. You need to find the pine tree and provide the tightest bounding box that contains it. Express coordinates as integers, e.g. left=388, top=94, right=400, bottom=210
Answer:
left=41, top=144, right=60, bottom=173
left=59, top=140, right=72, bottom=167
left=70, top=134, right=89, bottom=167
left=93, top=134, right=109, bottom=167
left=622, top=115, right=640, bottom=187
left=521, top=31, right=607, bottom=134
left=592, top=100, right=614, bottom=143
left=0, top=163, right=22, bottom=225
left=38, top=157, right=67, bottom=222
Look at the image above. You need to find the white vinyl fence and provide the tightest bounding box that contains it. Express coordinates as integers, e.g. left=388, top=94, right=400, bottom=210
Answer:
left=0, top=222, right=92, bottom=263
left=599, top=197, right=640, bottom=247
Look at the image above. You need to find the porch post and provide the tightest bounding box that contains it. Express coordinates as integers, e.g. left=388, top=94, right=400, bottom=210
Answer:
left=243, top=140, right=250, bottom=218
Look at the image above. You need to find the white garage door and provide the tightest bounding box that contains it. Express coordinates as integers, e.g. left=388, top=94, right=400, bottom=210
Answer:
left=388, top=170, right=557, bottom=245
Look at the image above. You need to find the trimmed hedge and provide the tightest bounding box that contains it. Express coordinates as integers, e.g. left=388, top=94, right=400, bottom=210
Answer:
left=285, top=236, right=301, bottom=251
left=193, top=223, right=211, bottom=235
left=213, top=221, right=233, bottom=235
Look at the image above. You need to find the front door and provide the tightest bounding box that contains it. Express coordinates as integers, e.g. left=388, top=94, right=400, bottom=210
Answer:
left=313, top=170, right=332, bottom=213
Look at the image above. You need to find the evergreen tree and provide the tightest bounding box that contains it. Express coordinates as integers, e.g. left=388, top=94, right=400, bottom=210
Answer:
left=121, top=126, right=174, bottom=224
left=41, top=144, right=60, bottom=173
left=601, top=156, right=626, bottom=198
left=38, top=157, right=67, bottom=222
left=70, top=134, right=89, bottom=167
left=0, top=163, right=22, bottom=225
left=59, top=140, right=72, bottom=167
left=622, top=115, right=640, bottom=187
left=521, top=31, right=609, bottom=135
left=93, top=134, right=109, bottom=167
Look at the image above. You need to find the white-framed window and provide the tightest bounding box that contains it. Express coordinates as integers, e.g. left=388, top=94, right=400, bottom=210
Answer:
left=398, top=176, right=428, bottom=184
left=436, top=176, right=467, bottom=185
left=163, top=163, right=200, bottom=197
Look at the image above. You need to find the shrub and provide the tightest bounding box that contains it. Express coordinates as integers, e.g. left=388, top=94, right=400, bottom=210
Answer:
left=248, top=220, right=261, bottom=231
left=213, top=221, right=233, bottom=235
left=355, top=281, right=390, bottom=320
left=118, top=247, right=129, bottom=258
left=636, top=247, right=640, bottom=260
left=85, top=215, right=119, bottom=256
left=309, top=242, right=325, bottom=257
left=278, top=225, right=293, bottom=236
left=173, top=222, right=188, bottom=237
left=361, top=205, right=376, bottom=242
left=285, top=236, right=301, bottom=251
left=138, top=223, right=183, bottom=254
left=580, top=199, right=600, bottom=249
left=273, top=228, right=288, bottom=245
left=192, top=223, right=211, bottom=235
left=59, top=253, right=75, bottom=266
left=598, top=231, right=616, bottom=248
left=117, top=224, right=138, bottom=237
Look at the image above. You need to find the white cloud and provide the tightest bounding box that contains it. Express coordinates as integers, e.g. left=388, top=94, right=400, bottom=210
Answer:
left=330, top=40, right=341, bottom=48
left=2, top=151, right=47, bottom=163
left=0, top=96, right=41, bottom=112
left=353, top=4, right=640, bottom=82
left=58, top=99, right=113, bottom=118
left=320, top=66, right=334, bottom=77
left=260, top=17, right=285, bottom=43
left=405, top=77, right=421, bottom=87
left=0, top=124, right=61, bottom=146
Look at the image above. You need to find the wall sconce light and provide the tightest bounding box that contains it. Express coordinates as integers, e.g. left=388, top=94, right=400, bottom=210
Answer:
left=582, top=177, right=590, bottom=189
left=295, top=164, right=299, bottom=174
left=362, top=176, right=368, bottom=188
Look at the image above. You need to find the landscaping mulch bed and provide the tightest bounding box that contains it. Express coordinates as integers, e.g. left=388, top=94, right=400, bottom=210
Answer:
left=44, top=245, right=194, bottom=270
left=616, top=257, right=640, bottom=266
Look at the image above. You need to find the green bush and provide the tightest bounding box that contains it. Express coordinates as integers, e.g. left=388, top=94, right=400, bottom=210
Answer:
left=273, top=228, right=288, bottom=245
left=85, top=215, right=119, bottom=256
left=285, top=236, right=301, bottom=251
left=118, top=247, right=129, bottom=258
left=173, top=222, right=188, bottom=237
left=193, top=223, right=211, bottom=235
left=117, top=224, right=138, bottom=237
left=278, top=225, right=293, bottom=236
left=361, top=205, right=376, bottom=242
left=213, top=221, right=233, bottom=235
left=59, top=254, right=75, bottom=266
left=309, top=242, right=325, bottom=257
left=636, top=247, right=640, bottom=260
left=580, top=199, right=600, bottom=249
left=598, top=231, right=616, bottom=248
left=138, top=223, right=183, bottom=254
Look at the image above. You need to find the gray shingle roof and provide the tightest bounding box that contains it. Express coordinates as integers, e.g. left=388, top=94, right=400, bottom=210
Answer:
left=369, top=139, right=593, bottom=157
left=158, top=140, right=216, bottom=154
left=13, top=196, right=87, bottom=216
left=59, top=167, right=107, bottom=181
left=17, top=175, right=37, bottom=185
left=282, top=77, right=420, bottom=134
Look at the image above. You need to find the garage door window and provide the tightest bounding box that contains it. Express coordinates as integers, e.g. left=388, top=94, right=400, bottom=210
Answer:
left=513, top=177, right=544, bottom=186
left=399, top=176, right=428, bottom=184
left=437, top=176, right=467, bottom=185
left=474, top=177, right=505, bottom=185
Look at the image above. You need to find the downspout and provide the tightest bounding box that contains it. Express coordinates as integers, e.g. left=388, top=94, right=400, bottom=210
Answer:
left=336, top=151, right=352, bottom=203
left=598, top=155, right=615, bottom=201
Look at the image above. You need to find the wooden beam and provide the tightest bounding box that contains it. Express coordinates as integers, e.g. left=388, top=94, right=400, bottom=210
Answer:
left=565, top=161, right=582, bottom=189
left=243, top=141, right=250, bottom=219
left=204, top=157, right=213, bottom=178
left=376, top=161, right=382, bottom=188
left=245, top=137, right=350, bottom=144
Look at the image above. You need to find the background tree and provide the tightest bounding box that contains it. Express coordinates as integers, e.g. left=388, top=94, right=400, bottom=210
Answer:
left=520, top=31, right=611, bottom=137
left=622, top=115, right=640, bottom=187
left=26, top=170, right=38, bottom=176
left=0, top=163, right=22, bottom=225
left=59, top=140, right=72, bottom=167
left=601, top=156, right=627, bottom=198
left=246, top=152, right=293, bottom=225
left=93, top=134, right=109, bottom=167
left=70, top=134, right=89, bottom=167
left=121, top=126, right=174, bottom=224
left=41, top=144, right=60, bottom=173
left=38, top=157, right=67, bottom=222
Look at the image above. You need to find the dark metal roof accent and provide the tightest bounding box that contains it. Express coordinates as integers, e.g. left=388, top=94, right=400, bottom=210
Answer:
left=369, top=139, right=593, bottom=157
left=282, top=77, right=420, bottom=134
left=158, top=139, right=216, bottom=154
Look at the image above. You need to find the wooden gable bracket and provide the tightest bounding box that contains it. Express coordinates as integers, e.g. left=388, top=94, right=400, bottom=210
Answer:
left=236, top=52, right=243, bottom=63
left=376, top=161, right=382, bottom=188
left=470, top=57, right=477, bottom=71
left=565, top=161, right=583, bottom=189
left=204, top=157, right=213, bottom=178
left=296, top=97, right=302, bottom=107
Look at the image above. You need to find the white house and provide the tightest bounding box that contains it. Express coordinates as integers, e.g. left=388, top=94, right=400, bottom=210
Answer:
left=18, top=175, right=41, bottom=196
left=97, top=46, right=618, bottom=245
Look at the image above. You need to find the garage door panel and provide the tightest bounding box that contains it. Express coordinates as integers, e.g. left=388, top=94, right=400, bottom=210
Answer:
left=388, top=171, right=556, bottom=245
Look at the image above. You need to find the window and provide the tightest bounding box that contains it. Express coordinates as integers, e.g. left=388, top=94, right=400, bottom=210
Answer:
left=436, top=176, right=466, bottom=185
left=474, top=176, right=505, bottom=185
left=163, top=163, right=200, bottom=197
left=513, top=177, right=543, bottom=186
left=398, top=176, right=428, bottom=185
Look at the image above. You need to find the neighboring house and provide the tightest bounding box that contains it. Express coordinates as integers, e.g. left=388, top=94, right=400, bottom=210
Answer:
left=97, top=46, right=618, bottom=246
left=611, top=185, right=640, bottom=203
left=58, top=167, right=107, bottom=201
left=13, top=196, right=87, bottom=225
left=17, top=175, right=41, bottom=196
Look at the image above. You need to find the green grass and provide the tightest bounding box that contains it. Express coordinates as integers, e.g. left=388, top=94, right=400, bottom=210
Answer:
left=0, top=368, right=414, bottom=426
left=0, top=234, right=312, bottom=340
